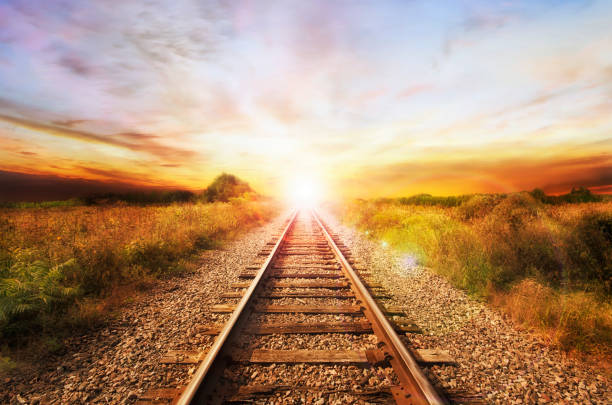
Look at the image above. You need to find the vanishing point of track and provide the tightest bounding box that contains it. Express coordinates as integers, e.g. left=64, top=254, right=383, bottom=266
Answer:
left=138, top=210, right=449, bottom=404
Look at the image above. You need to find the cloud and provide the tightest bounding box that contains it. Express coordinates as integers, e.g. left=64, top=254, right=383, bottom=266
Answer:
left=58, top=54, right=92, bottom=76
left=75, top=165, right=171, bottom=187
left=51, top=119, right=87, bottom=127
left=1, top=0, right=611, bottom=199
left=397, top=85, right=431, bottom=99
left=463, top=13, right=513, bottom=32
left=352, top=152, right=612, bottom=196
left=117, top=132, right=159, bottom=141
left=0, top=113, right=197, bottom=162
left=541, top=162, right=612, bottom=193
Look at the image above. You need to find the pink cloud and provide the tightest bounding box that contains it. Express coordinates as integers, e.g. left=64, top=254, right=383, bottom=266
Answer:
left=397, top=84, right=432, bottom=99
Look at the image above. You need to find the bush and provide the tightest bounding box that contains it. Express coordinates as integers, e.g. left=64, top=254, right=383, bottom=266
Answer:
left=0, top=200, right=276, bottom=344
left=560, top=211, right=612, bottom=292
left=457, top=194, right=501, bottom=220
left=0, top=253, right=80, bottom=337
left=494, top=279, right=612, bottom=351
left=203, top=173, right=255, bottom=202
left=397, top=193, right=470, bottom=207
left=342, top=196, right=612, bottom=353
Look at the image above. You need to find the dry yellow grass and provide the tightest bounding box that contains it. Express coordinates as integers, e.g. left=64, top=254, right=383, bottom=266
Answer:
left=342, top=195, right=612, bottom=355
left=0, top=200, right=276, bottom=348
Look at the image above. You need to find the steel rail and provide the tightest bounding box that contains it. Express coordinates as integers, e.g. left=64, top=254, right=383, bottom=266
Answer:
left=312, top=209, right=448, bottom=405
left=176, top=210, right=298, bottom=405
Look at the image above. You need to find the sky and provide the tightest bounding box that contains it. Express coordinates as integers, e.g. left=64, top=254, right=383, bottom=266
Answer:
left=0, top=0, right=611, bottom=201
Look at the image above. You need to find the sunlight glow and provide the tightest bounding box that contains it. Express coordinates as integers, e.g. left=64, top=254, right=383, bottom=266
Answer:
left=286, top=176, right=322, bottom=208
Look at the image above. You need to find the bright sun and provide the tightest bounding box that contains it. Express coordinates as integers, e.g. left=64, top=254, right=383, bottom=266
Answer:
left=286, top=176, right=322, bottom=208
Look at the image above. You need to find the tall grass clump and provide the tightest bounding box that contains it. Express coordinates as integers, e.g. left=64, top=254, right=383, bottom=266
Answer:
left=0, top=200, right=275, bottom=345
left=342, top=192, right=612, bottom=354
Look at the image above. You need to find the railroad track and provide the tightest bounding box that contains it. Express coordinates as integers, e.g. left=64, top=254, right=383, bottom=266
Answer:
left=138, top=210, right=460, bottom=404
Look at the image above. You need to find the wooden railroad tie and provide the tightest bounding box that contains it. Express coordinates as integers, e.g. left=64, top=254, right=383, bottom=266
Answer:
left=198, top=321, right=420, bottom=335
left=199, top=321, right=372, bottom=335
left=274, top=263, right=339, bottom=267
left=260, top=291, right=354, bottom=299
left=281, top=246, right=331, bottom=249
left=136, top=387, right=184, bottom=404
left=220, top=291, right=355, bottom=299
left=233, top=349, right=388, bottom=364
left=279, top=252, right=334, bottom=256
left=160, top=348, right=454, bottom=366
left=150, top=213, right=453, bottom=405
left=211, top=304, right=363, bottom=314
left=238, top=271, right=344, bottom=279
left=229, top=280, right=350, bottom=289
left=230, top=281, right=252, bottom=288
left=273, top=265, right=340, bottom=269
left=268, top=280, right=349, bottom=288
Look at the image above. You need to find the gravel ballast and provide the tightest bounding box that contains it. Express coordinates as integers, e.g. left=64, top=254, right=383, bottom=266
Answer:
left=2, top=214, right=287, bottom=405
left=4, top=208, right=611, bottom=404
left=319, top=209, right=611, bottom=404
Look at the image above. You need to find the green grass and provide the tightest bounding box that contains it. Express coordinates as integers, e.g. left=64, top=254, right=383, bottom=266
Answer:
left=342, top=192, right=612, bottom=354
left=0, top=199, right=84, bottom=209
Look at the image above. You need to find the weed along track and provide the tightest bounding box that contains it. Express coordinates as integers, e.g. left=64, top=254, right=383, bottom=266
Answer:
left=138, top=210, right=461, bottom=404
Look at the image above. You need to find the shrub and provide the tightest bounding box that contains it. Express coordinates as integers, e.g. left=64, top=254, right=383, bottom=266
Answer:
left=495, top=278, right=612, bottom=351
left=0, top=200, right=276, bottom=344
left=457, top=194, right=501, bottom=220
left=0, top=253, right=80, bottom=336
left=560, top=210, right=612, bottom=293
left=342, top=196, right=612, bottom=353
left=203, top=173, right=255, bottom=202
left=397, top=194, right=470, bottom=207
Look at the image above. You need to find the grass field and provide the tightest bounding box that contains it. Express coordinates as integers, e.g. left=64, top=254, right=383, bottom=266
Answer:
left=0, top=200, right=276, bottom=365
left=341, top=192, right=612, bottom=356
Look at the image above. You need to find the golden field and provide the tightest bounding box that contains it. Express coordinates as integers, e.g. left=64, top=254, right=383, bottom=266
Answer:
left=341, top=193, right=612, bottom=356
left=0, top=200, right=275, bottom=360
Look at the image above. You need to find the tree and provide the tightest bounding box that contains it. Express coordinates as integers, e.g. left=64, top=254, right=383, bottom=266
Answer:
left=204, top=173, right=254, bottom=202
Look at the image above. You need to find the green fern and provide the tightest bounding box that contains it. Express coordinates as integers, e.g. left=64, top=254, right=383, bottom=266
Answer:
left=0, top=250, right=80, bottom=324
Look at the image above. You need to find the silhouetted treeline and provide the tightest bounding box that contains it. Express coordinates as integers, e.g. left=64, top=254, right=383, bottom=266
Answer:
left=84, top=174, right=256, bottom=205
left=530, top=187, right=602, bottom=204
left=0, top=173, right=258, bottom=207
left=82, top=190, right=196, bottom=205
left=383, top=187, right=604, bottom=208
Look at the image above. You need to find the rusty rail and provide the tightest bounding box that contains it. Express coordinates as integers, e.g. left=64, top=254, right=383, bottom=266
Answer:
left=313, top=209, right=447, bottom=405
left=173, top=209, right=447, bottom=404
left=176, top=211, right=297, bottom=404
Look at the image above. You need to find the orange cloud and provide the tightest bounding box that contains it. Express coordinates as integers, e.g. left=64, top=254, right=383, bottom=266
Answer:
left=0, top=114, right=198, bottom=163
left=344, top=152, right=612, bottom=198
